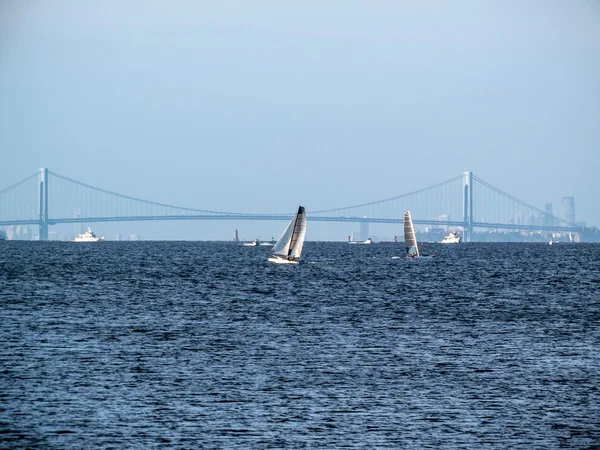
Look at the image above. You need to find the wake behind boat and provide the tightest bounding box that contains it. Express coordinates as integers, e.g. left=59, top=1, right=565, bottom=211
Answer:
left=74, top=227, right=104, bottom=242
left=260, top=237, right=275, bottom=246
left=268, top=206, right=306, bottom=264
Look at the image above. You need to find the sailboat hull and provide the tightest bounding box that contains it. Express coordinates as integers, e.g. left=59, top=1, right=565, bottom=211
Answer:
left=268, top=256, right=299, bottom=265
left=407, top=255, right=434, bottom=261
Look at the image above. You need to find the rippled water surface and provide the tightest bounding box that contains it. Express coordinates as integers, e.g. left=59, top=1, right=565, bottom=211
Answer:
left=1, top=241, right=599, bottom=448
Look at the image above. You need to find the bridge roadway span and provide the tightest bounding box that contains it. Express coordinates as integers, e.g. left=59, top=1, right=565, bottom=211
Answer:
left=0, top=214, right=581, bottom=233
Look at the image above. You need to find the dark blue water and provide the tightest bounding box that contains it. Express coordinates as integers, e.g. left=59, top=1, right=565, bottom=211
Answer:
left=1, top=241, right=599, bottom=448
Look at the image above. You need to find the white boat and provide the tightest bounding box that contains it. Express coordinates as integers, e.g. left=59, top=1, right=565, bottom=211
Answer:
left=268, top=206, right=306, bottom=264
left=549, top=232, right=574, bottom=245
left=403, top=211, right=433, bottom=259
left=243, top=238, right=259, bottom=246
left=441, top=230, right=461, bottom=244
left=74, top=227, right=104, bottom=242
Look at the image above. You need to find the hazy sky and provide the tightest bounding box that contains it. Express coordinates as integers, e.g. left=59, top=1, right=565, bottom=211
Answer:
left=1, top=1, right=599, bottom=239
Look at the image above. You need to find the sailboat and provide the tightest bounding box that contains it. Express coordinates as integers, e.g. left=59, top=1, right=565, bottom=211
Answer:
left=549, top=232, right=575, bottom=245
left=403, top=211, right=433, bottom=259
left=348, top=230, right=373, bottom=244
left=404, top=211, right=419, bottom=258
left=268, top=206, right=306, bottom=264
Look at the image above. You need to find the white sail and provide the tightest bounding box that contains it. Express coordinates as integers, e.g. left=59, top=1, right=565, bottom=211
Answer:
left=270, top=206, right=306, bottom=262
left=404, top=211, right=419, bottom=257
left=272, top=218, right=296, bottom=256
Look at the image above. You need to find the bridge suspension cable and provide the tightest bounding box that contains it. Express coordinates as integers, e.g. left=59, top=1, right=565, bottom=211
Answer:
left=308, top=175, right=463, bottom=214
left=0, top=171, right=39, bottom=195
left=472, top=175, right=578, bottom=228
left=48, top=170, right=238, bottom=215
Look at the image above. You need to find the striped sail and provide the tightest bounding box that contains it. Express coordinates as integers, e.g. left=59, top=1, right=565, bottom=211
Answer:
left=404, top=211, right=419, bottom=257
left=289, top=207, right=306, bottom=258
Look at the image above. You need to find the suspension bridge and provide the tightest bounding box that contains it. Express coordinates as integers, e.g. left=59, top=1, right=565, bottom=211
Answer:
left=0, top=168, right=583, bottom=241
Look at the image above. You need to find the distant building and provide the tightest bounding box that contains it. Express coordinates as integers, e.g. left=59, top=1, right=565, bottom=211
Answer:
left=6, top=225, right=32, bottom=240
left=360, top=218, right=369, bottom=241
left=514, top=211, right=524, bottom=226
left=529, top=214, right=542, bottom=226
left=561, top=196, right=575, bottom=224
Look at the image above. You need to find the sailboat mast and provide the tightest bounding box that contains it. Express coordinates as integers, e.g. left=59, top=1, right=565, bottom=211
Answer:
left=287, top=207, right=302, bottom=256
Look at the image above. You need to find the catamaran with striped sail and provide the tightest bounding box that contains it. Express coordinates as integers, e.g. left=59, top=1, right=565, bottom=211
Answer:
left=404, top=211, right=433, bottom=259
left=404, top=211, right=419, bottom=258
left=268, top=206, right=306, bottom=265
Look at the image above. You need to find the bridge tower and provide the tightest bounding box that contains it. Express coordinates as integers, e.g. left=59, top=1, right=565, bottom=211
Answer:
left=38, top=168, right=49, bottom=241
left=463, top=171, right=473, bottom=242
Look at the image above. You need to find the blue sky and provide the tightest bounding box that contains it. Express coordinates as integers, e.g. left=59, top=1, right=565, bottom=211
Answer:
left=1, top=1, right=598, bottom=240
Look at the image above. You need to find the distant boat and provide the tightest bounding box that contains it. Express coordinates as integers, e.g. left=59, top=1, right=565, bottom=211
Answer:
left=348, top=231, right=373, bottom=244
left=404, top=212, right=433, bottom=259
left=268, top=206, right=306, bottom=264
left=441, top=230, right=461, bottom=244
left=233, top=228, right=239, bottom=242
left=549, top=232, right=574, bottom=245
left=74, top=227, right=104, bottom=242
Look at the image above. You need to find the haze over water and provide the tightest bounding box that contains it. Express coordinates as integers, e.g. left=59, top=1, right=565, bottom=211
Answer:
left=1, top=241, right=598, bottom=447
left=1, top=1, right=599, bottom=240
